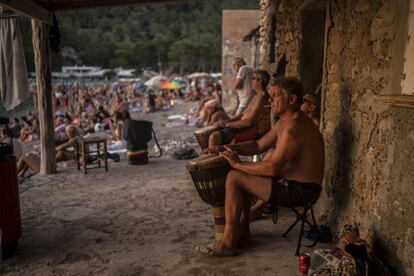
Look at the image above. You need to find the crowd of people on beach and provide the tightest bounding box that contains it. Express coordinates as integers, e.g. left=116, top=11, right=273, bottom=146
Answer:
left=0, top=75, right=226, bottom=180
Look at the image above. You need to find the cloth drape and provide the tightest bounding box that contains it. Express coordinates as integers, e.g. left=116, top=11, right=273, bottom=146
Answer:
left=0, top=18, right=29, bottom=111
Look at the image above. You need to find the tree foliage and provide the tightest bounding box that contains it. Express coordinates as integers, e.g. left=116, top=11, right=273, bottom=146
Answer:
left=20, top=0, right=258, bottom=73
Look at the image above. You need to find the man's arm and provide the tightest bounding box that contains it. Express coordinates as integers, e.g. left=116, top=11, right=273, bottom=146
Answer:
left=225, top=113, right=243, bottom=123
left=226, top=98, right=263, bottom=128
left=235, top=78, right=243, bottom=90
left=226, top=124, right=302, bottom=176
left=218, top=124, right=278, bottom=155
left=56, top=138, right=78, bottom=152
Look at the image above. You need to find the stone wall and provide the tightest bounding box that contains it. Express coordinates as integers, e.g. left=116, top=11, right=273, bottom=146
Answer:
left=322, top=1, right=414, bottom=274
left=259, top=0, right=414, bottom=274
left=260, top=0, right=303, bottom=77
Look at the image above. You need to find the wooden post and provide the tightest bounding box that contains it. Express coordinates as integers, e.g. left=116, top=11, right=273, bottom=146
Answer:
left=31, top=20, right=56, bottom=174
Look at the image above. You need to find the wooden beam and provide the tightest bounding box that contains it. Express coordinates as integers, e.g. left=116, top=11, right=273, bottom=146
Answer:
left=41, top=0, right=185, bottom=11
left=373, top=95, right=414, bottom=108
left=32, top=20, right=56, bottom=174
left=0, top=0, right=53, bottom=25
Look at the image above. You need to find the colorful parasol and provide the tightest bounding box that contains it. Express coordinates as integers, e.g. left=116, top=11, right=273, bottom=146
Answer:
left=159, top=80, right=183, bottom=90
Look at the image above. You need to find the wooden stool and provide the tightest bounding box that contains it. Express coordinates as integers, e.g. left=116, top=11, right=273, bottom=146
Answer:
left=75, top=138, right=108, bottom=174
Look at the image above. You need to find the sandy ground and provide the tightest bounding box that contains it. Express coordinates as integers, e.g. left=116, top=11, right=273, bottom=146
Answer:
left=2, top=100, right=317, bottom=275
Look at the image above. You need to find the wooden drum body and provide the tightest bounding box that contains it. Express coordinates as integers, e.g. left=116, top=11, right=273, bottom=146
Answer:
left=194, top=126, right=218, bottom=150
left=187, top=154, right=230, bottom=240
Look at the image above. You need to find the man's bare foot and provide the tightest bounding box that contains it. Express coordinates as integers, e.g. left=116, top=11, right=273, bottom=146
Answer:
left=196, top=240, right=238, bottom=256
left=250, top=199, right=267, bottom=221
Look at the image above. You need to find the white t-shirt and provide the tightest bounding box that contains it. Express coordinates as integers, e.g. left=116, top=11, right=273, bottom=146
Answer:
left=236, top=65, right=254, bottom=109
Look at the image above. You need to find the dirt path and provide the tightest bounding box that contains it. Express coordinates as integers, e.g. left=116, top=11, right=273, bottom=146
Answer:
left=2, top=100, right=305, bottom=275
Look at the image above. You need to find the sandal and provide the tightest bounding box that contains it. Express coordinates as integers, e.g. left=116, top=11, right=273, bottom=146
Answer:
left=196, top=240, right=238, bottom=257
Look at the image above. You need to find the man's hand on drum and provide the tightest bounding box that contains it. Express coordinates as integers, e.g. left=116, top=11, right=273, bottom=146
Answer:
left=214, top=121, right=227, bottom=128
left=220, top=145, right=241, bottom=168
left=201, top=145, right=224, bottom=155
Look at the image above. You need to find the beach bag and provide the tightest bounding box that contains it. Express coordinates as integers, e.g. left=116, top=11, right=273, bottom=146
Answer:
left=122, top=120, right=162, bottom=165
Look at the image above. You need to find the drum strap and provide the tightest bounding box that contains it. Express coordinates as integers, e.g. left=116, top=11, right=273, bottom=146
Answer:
left=148, top=128, right=163, bottom=158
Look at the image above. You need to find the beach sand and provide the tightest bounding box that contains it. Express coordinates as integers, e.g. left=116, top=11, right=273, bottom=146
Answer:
left=2, top=100, right=311, bottom=275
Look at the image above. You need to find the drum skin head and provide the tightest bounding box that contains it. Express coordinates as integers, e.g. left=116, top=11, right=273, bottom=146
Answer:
left=194, top=126, right=218, bottom=134
left=187, top=154, right=228, bottom=170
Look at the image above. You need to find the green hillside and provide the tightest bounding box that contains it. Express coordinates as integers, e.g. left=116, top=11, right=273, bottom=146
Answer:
left=20, top=0, right=259, bottom=74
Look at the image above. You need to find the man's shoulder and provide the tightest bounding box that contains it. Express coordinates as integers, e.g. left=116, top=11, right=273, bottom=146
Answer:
left=238, top=65, right=253, bottom=75
left=240, top=65, right=254, bottom=73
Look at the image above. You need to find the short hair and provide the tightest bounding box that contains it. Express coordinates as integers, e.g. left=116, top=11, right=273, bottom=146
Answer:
left=254, top=69, right=270, bottom=90
left=270, top=77, right=304, bottom=105
left=234, top=57, right=246, bottom=65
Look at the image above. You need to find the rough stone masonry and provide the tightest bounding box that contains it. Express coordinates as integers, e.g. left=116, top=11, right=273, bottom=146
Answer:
left=259, top=0, right=414, bottom=274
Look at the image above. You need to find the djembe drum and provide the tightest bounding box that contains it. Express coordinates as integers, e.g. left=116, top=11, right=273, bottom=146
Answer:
left=186, top=154, right=230, bottom=240
left=194, top=126, right=219, bottom=150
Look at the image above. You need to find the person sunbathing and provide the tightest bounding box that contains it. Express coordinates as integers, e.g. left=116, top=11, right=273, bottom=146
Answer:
left=206, top=70, right=271, bottom=149
left=194, top=84, right=223, bottom=126
left=17, top=125, right=82, bottom=177
left=196, top=77, right=324, bottom=256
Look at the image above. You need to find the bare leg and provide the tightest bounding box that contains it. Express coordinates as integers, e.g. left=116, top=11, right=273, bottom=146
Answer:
left=56, top=150, right=76, bottom=162
left=19, top=153, right=41, bottom=176
left=205, top=107, right=215, bottom=125
left=250, top=149, right=274, bottom=220
left=19, top=130, right=28, bottom=141
left=250, top=199, right=267, bottom=221
left=196, top=170, right=272, bottom=256
left=222, top=170, right=272, bottom=248
left=17, top=158, right=28, bottom=177
left=210, top=111, right=229, bottom=125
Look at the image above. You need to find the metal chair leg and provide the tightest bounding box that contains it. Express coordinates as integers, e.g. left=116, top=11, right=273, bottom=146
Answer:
left=281, top=204, right=318, bottom=255
left=295, top=214, right=306, bottom=256
left=282, top=215, right=300, bottom=237
left=305, top=206, right=319, bottom=248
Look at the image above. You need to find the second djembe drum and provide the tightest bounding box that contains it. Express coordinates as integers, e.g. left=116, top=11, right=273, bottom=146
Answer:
left=193, top=126, right=219, bottom=150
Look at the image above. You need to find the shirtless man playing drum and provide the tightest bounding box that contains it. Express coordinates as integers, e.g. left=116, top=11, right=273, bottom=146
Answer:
left=207, top=69, right=271, bottom=148
left=196, top=77, right=325, bottom=256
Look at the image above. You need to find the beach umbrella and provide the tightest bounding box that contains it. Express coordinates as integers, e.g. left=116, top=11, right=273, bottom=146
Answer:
left=188, top=72, right=211, bottom=79
left=144, top=75, right=167, bottom=87
left=159, top=80, right=183, bottom=90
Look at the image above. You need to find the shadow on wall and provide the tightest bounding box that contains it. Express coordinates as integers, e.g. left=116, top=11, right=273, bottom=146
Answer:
left=372, top=228, right=404, bottom=276
left=331, top=82, right=353, bottom=218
